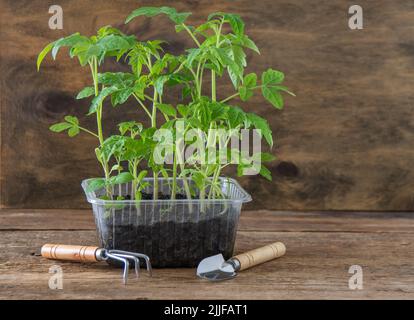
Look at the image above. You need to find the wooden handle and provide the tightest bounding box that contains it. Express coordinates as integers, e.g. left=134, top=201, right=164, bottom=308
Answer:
left=233, top=242, right=286, bottom=271
left=41, top=244, right=100, bottom=263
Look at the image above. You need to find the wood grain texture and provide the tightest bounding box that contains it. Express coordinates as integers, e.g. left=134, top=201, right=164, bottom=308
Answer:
left=0, top=209, right=413, bottom=299
left=1, top=0, right=414, bottom=210
left=2, top=209, right=414, bottom=233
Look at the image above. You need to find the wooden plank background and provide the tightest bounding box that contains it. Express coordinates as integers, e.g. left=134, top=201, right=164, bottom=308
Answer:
left=1, top=0, right=414, bottom=210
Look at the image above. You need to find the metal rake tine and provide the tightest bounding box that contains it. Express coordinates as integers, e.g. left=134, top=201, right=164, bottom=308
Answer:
left=110, top=250, right=152, bottom=277
left=106, top=252, right=129, bottom=285
left=113, top=253, right=140, bottom=278
left=143, top=255, right=152, bottom=277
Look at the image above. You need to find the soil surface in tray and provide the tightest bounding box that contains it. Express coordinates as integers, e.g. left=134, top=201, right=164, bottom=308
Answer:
left=112, top=193, right=188, bottom=200
left=101, top=197, right=238, bottom=268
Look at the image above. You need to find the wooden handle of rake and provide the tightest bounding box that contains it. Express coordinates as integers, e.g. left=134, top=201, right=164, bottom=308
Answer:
left=41, top=244, right=100, bottom=262
left=233, top=242, right=286, bottom=271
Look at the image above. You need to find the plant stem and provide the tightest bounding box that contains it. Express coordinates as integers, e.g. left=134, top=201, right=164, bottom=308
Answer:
left=182, top=24, right=201, bottom=47
left=171, top=147, right=178, bottom=200
left=151, top=88, right=159, bottom=200
left=131, top=160, right=138, bottom=201
left=175, top=137, right=192, bottom=201
left=133, top=94, right=152, bottom=119
left=90, top=57, right=110, bottom=196
left=78, top=126, right=99, bottom=139
left=153, top=171, right=159, bottom=200
left=210, top=18, right=223, bottom=103
left=151, top=90, right=158, bottom=128
left=211, top=70, right=216, bottom=101
left=220, top=86, right=263, bottom=104
left=92, top=58, right=105, bottom=146
left=220, top=92, right=240, bottom=104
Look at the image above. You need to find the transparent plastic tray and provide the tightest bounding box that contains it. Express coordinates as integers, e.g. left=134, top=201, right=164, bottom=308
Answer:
left=82, top=177, right=251, bottom=267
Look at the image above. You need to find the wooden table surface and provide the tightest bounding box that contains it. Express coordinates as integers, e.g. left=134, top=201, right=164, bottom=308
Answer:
left=0, top=209, right=413, bottom=300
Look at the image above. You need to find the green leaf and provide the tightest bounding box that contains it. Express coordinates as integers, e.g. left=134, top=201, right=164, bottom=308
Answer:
left=88, top=87, right=119, bottom=115
left=241, top=35, right=260, bottom=54
left=244, top=73, right=257, bottom=88
left=208, top=13, right=245, bottom=36
left=262, top=69, right=285, bottom=85
left=97, top=35, right=131, bottom=52
left=110, top=164, right=123, bottom=172
left=76, top=86, right=95, bottom=99
left=227, top=106, right=247, bottom=129
left=185, top=48, right=201, bottom=67
left=98, top=72, right=135, bottom=86
left=67, top=125, right=80, bottom=137
left=64, top=115, right=79, bottom=125
left=182, top=87, right=191, bottom=99
left=156, top=103, right=176, bottom=117
left=227, top=65, right=241, bottom=89
left=51, top=33, right=89, bottom=60
left=246, top=113, right=273, bottom=147
left=112, top=172, right=134, bottom=185
left=259, top=165, right=272, bottom=181
left=239, top=86, right=252, bottom=101
left=191, top=172, right=206, bottom=190
left=177, top=104, right=189, bottom=117
left=125, top=6, right=191, bottom=25
left=153, top=75, right=169, bottom=96
left=49, top=122, right=72, bottom=133
left=37, top=42, right=54, bottom=71
left=261, top=69, right=286, bottom=109
left=118, top=121, right=143, bottom=136
left=86, top=178, right=106, bottom=192
left=97, top=25, right=125, bottom=38
left=260, top=152, right=276, bottom=162
left=236, top=163, right=247, bottom=177
left=111, top=88, right=133, bottom=106
left=214, top=47, right=243, bottom=88
left=85, top=44, right=103, bottom=60
left=136, top=170, right=148, bottom=184
left=261, top=86, right=284, bottom=109
left=226, top=14, right=245, bottom=36
left=239, top=73, right=257, bottom=101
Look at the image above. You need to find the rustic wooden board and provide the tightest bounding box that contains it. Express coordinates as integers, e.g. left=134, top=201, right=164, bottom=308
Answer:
left=1, top=0, right=414, bottom=210
left=0, top=209, right=413, bottom=299
left=2, top=209, right=414, bottom=233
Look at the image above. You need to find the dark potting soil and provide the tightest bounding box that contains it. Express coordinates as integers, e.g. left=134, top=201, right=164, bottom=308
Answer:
left=112, top=193, right=188, bottom=200
left=97, top=202, right=238, bottom=268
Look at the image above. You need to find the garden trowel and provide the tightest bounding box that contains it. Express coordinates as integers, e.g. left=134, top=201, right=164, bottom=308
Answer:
left=197, top=242, right=286, bottom=281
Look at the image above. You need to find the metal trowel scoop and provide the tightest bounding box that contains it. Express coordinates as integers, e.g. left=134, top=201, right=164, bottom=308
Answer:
left=197, top=242, right=286, bottom=281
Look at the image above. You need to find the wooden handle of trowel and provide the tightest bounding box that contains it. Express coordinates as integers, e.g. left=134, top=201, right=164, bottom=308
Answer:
left=233, top=242, right=286, bottom=271
left=41, top=244, right=100, bottom=262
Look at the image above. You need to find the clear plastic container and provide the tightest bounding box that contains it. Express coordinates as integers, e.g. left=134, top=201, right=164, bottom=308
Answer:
left=82, top=177, right=251, bottom=267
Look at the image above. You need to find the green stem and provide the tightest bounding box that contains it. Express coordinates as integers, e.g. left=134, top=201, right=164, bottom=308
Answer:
left=171, top=148, right=178, bottom=200
left=131, top=160, right=138, bottom=201
left=211, top=70, right=216, bottom=101
left=210, top=18, right=223, bottom=103
left=220, top=86, right=263, bottom=104
left=153, top=171, right=159, bottom=200
left=133, top=94, right=152, bottom=119
left=208, top=165, right=221, bottom=199
left=91, top=58, right=104, bottom=146
left=176, top=137, right=192, bottom=201
left=151, top=90, right=158, bottom=128
left=144, top=94, right=155, bottom=102
left=78, top=126, right=99, bottom=139
left=220, top=92, right=239, bottom=104
left=182, top=24, right=201, bottom=47
left=151, top=89, right=159, bottom=200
